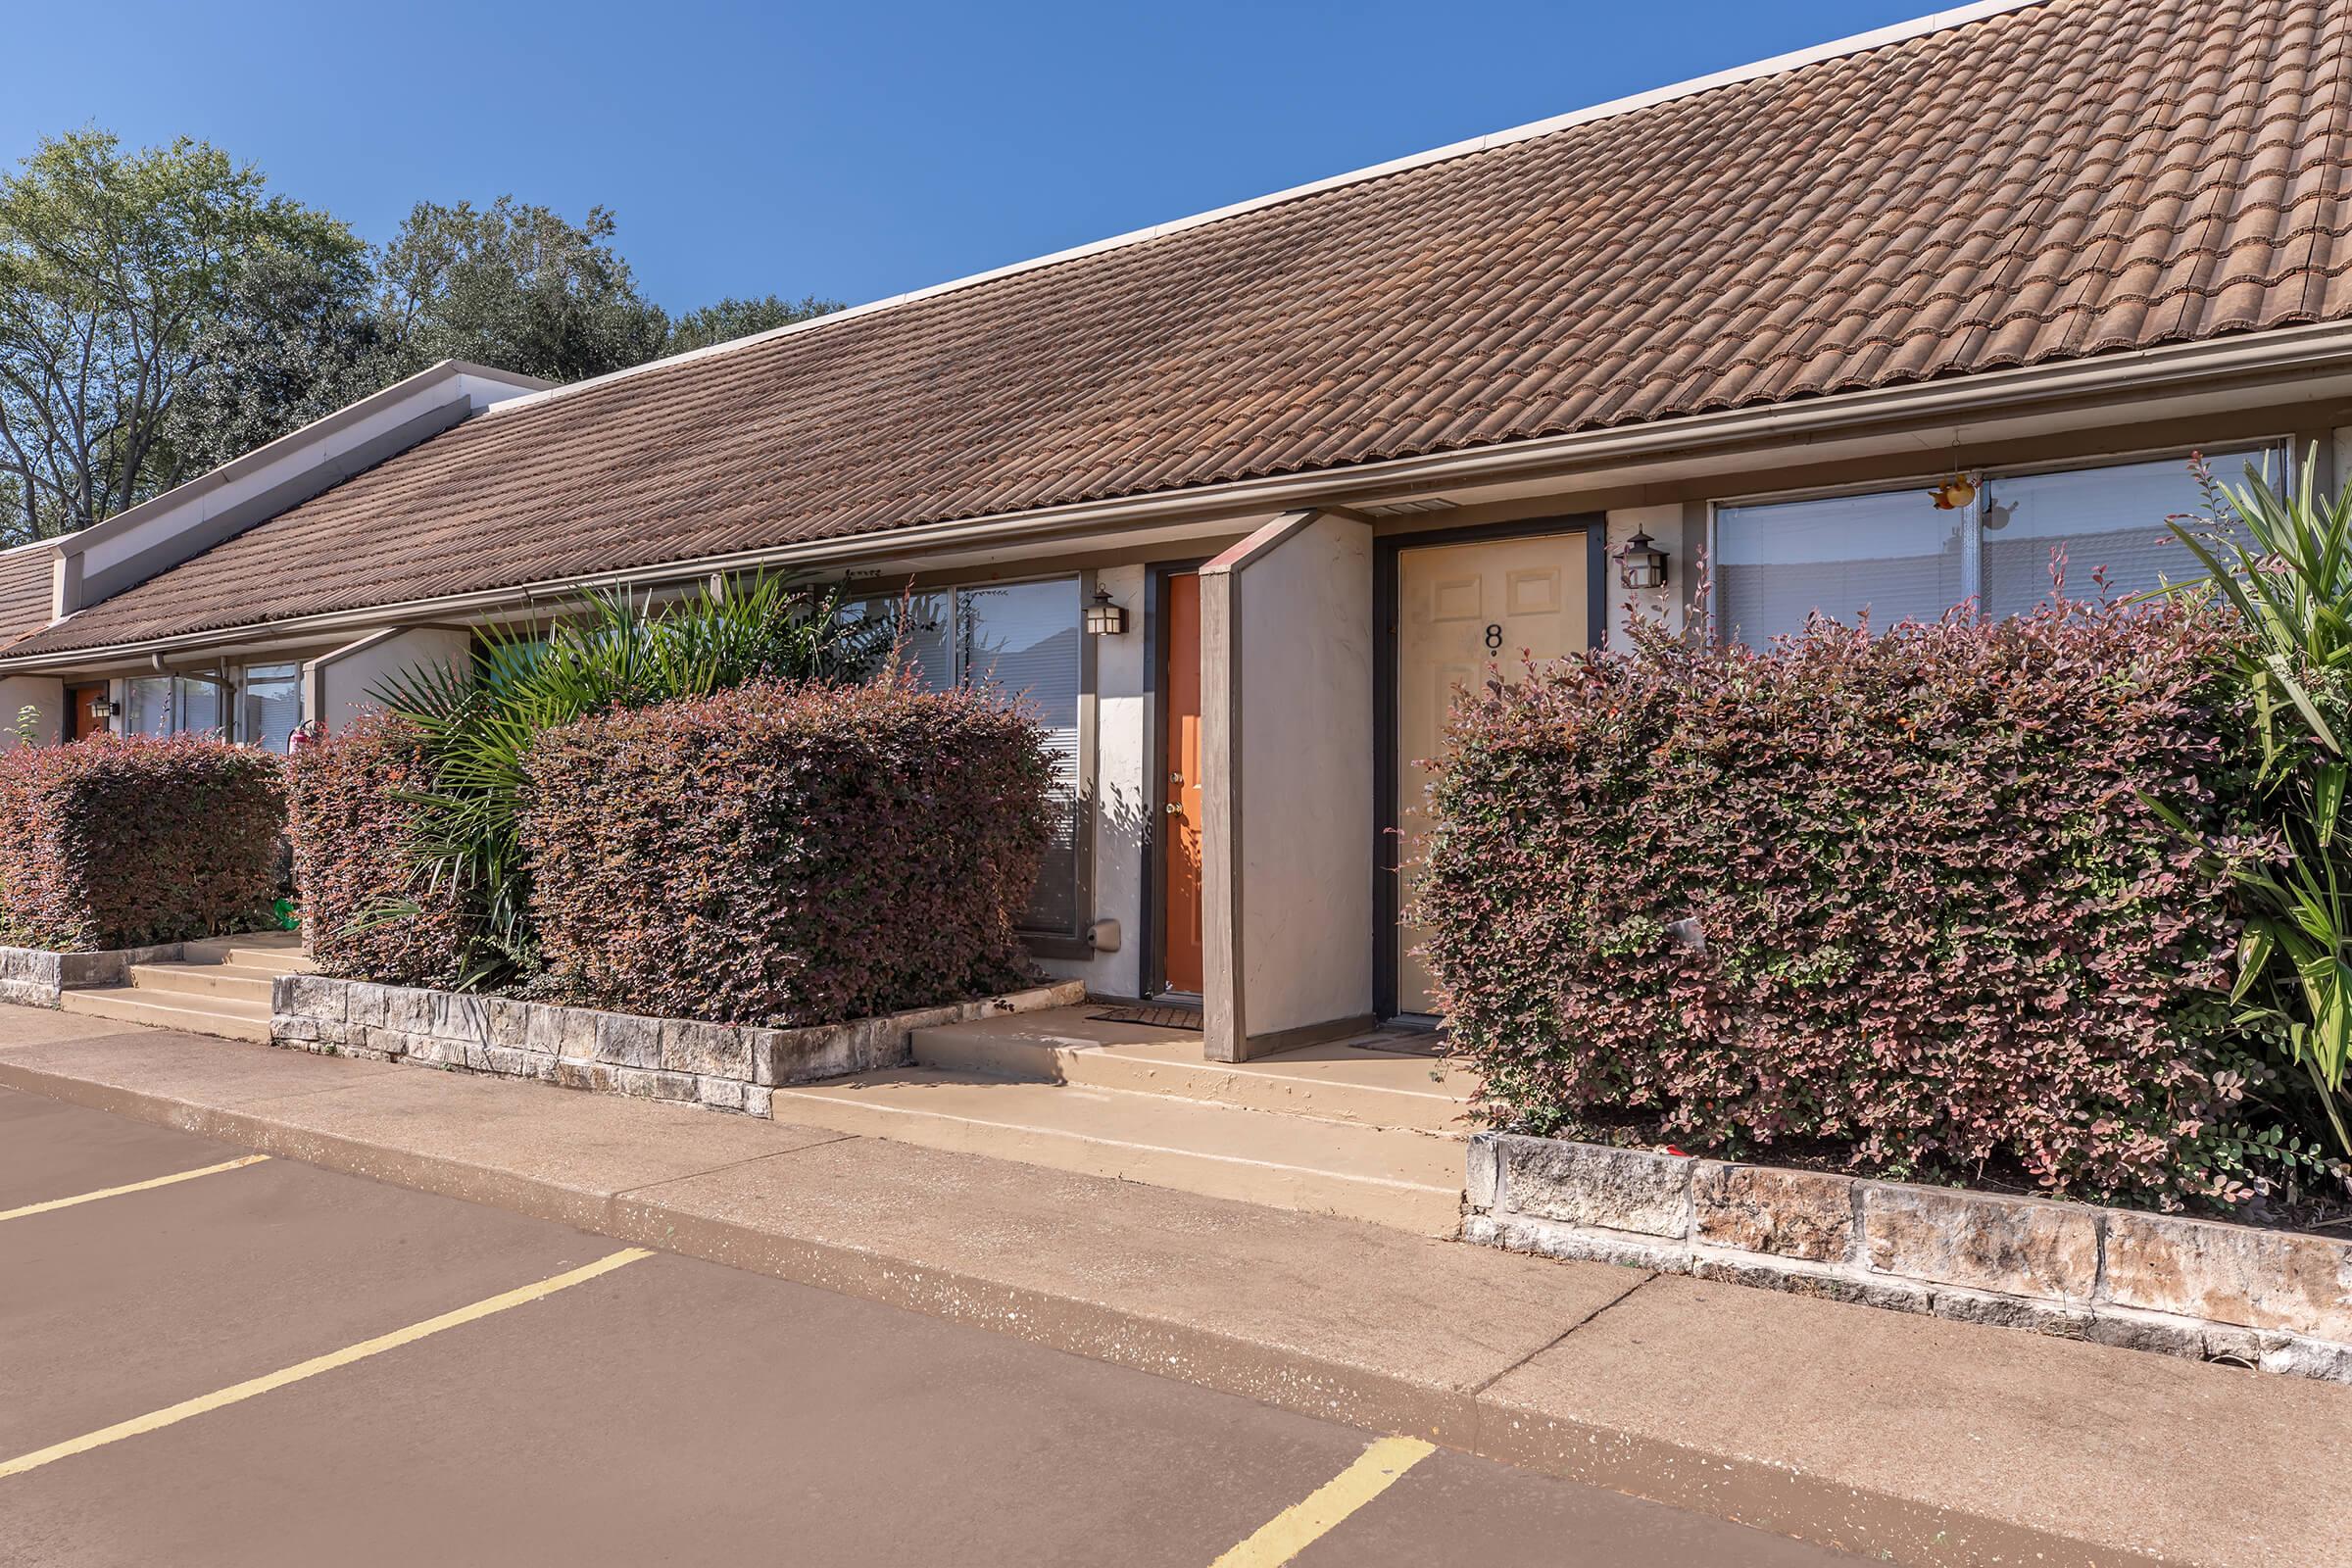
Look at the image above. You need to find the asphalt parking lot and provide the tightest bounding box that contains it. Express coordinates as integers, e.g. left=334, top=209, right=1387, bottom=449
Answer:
left=0, top=1085, right=1862, bottom=1567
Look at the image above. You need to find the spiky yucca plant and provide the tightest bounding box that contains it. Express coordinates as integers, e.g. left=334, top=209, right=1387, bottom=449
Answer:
left=2157, top=456, right=2352, bottom=1159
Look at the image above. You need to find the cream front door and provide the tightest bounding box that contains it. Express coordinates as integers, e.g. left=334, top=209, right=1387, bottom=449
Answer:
left=1396, top=530, right=1591, bottom=1014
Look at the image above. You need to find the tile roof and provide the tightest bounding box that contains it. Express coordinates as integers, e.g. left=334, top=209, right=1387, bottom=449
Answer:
left=0, top=543, right=54, bottom=652
left=17, top=0, right=2352, bottom=657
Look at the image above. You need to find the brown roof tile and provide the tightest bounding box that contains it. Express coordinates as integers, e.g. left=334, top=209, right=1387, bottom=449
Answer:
left=19, top=0, right=2352, bottom=658
left=0, top=545, right=53, bottom=652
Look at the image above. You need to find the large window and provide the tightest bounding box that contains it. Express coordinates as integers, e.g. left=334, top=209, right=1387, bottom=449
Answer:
left=1714, top=489, right=1964, bottom=646
left=1713, top=447, right=2274, bottom=647
left=847, top=578, right=1086, bottom=938
left=123, top=675, right=226, bottom=738
left=238, top=663, right=302, bottom=755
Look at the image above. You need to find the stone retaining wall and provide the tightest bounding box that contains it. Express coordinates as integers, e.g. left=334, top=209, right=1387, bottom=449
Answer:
left=271, top=974, right=1087, bottom=1118
left=0, top=942, right=189, bottom=1007
left=1465, top=1130, right=2352, bottom=1384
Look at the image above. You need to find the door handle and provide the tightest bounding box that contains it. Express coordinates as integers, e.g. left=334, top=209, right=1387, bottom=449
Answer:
left=1165, top=802, right=1185, bottom=815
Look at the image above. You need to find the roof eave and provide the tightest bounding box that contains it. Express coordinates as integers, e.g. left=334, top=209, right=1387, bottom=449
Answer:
left=8, top=317, right=2343, bottom=673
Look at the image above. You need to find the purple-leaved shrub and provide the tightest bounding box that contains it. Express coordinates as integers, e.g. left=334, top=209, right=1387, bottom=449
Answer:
left=519, top=675, right=1054, bottom=1027
left=286, top=712, right=476, bottom=988
left=1417, top=597, right=2281, bottom=1207
left=0, top=733, right=283, bottom=951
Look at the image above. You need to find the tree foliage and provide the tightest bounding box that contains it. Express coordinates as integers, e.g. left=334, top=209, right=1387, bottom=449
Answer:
left=375, top=197, right=670, bottom=383
left=0, top=129, right=355, bottom=542
left=0, top=128, right=840, bottom=541
left=163, top=239, right=391, bottom=478
left=666, top=293, right=837, bottom=355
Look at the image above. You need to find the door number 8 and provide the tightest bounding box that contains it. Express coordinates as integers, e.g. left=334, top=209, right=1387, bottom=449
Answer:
left=1483, top=622, right=1503, bottom=653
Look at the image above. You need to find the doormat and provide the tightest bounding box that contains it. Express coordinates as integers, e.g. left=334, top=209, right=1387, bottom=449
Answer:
left=1088, top=1005, right=1203, bottom=1031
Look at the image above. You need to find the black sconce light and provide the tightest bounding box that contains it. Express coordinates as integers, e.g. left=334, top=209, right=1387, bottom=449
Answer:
left=86, top=696, right=120, bottom=720
left=1614, top=530, right=1669, bottom=591
left=1084, top=585, right=1129, bottom=636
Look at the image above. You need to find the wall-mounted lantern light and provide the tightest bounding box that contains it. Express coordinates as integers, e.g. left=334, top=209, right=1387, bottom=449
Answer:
left=86, top=697, right=120, bottom=720
left=1084, top=585, right=1129, bottom=636
left=1614, top=531, right=1669, bottom=591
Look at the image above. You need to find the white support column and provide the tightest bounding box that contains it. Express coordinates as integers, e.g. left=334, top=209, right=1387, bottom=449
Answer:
left=1199, top=509, right=1376, bottom=1063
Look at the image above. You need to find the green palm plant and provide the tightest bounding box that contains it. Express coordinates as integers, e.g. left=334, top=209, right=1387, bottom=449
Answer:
left=2155, top=456, right=2352, bottom=1155
left=368, top=573, right=885, bottom=988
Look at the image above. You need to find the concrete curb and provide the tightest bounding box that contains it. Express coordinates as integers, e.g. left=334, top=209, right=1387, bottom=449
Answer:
left=0, top=1029, right=2319, bottom=1568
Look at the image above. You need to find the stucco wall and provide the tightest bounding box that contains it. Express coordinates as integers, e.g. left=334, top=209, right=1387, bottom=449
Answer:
left=303, top=625, right=475, bottom=735
left=1035, top=564, right=1147, bottom=997
left=1602, top=504, right=1692, bottom=643
left=0, top=675, right=62, bottom=749
left=1211, top=512, right=1375, bottom=1053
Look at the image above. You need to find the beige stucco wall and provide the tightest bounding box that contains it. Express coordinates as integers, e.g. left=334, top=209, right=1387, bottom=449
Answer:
left=0, top=675, right=63, bottom=749
left=1601, top=503, right=1692, bottom=644
left=1205, top=512, right=1375, bottom=1055
left=1035, top=563, right=1148, bottom=997
left=303, top=625, right=475, bottom=735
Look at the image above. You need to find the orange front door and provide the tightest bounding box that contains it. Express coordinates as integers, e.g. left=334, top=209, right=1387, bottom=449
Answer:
left=1160, top=572, right=1206, bottom=995
left=68, top=685, right=107, bottom=741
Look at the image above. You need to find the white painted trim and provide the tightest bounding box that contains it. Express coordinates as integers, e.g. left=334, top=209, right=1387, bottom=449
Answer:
left=68, top=361, right=547, bottom=562
left=486, top=0, right=2052, bottom=419
left=7, top=314, right=2343, bottom=673
left=47, top=360, right=550, bottom=624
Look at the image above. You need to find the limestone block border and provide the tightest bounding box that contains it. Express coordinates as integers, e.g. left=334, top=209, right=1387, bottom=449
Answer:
left=271, top=974, right=1088, bottom=1118
left=1464, top=1130, right=2352, bottom=1384
left=0, top=942, right=190, bottom=1007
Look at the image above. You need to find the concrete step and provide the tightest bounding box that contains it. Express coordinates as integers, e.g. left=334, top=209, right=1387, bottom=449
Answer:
left=125, top=963, right=276, bottom=1004
left=183, top=934, right=315, bottom=975
left=910, top=1009, right=1477, bottom=1134
left=56, top=987, right=273, bottom=1044
left=769, top=1069, right=1464, bottom=1234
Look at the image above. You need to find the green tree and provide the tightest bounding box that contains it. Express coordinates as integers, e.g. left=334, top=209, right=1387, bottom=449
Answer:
left=163, top=240, right=390, bottom=478
left=666, top=292, right=837, bottom=355
left=375, top=197, right=669, bottom=383
left=0, top=129, right=355, bottom=542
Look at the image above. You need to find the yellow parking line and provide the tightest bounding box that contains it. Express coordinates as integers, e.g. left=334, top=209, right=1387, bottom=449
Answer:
left=0, top=1153, right=271, bottom=1224
left=1210, top=1435, right=1438, bottom=1567
left=0, top=1247, right=652, bottom=1482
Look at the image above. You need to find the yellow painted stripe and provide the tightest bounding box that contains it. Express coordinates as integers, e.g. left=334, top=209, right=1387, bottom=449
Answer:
left=1210, top=1435, right=1438, bottom=1567
left=0, top=1153, right=270, bottom=1224
left=0, top=1247, right=651, bottom=1482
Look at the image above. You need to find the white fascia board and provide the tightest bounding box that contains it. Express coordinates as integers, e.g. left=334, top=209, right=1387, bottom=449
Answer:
left=488, top=0, right=2049, bottom=418
left=64, top=361, right=549, bottom=611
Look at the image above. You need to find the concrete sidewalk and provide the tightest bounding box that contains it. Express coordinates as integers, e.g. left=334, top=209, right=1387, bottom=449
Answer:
left=0, top=1005, right=2334, bottom=1568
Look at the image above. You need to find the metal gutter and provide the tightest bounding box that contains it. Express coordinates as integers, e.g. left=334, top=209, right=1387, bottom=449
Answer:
left=8, top=320, right=2352, bottom=671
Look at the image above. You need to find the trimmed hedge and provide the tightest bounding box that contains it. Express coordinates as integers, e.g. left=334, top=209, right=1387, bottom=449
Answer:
left=284, top=712, right=473, bottom=988
left=0, top=734, right=284, bottom=951
left=519, top=677, right=1054, bottom=1026
left=1417, top=599, right=2276, bottom=1208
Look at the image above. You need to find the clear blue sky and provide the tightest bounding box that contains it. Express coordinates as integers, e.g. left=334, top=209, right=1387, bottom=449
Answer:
left=4, top=0, right=1929, bottom=314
